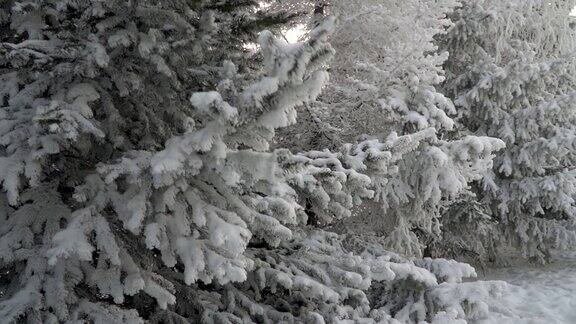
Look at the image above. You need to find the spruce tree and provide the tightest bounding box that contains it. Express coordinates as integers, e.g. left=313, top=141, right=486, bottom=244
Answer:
left=0, top=1, right=510, bottom=323
left=440, top=0, right=576, bottom=263
left=278, top=0, right=505, bottom=259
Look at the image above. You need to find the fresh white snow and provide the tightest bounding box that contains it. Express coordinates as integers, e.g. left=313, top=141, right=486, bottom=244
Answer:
left=477, top=252, right=576, bottom=324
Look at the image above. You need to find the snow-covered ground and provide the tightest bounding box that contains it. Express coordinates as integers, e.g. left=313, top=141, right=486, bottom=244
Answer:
left=476, top=252, right=576, bottom=324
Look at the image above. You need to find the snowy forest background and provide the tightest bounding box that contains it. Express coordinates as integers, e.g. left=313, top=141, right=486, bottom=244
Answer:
left=1, top=0, right=576, bottom=323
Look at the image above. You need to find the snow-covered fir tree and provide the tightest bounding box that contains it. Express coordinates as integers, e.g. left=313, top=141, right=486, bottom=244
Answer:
left=0, top=1, right=512, bottom=323
left=439, top=0, right=576, bottom=264
left=279, top=0, right=505, bottom=259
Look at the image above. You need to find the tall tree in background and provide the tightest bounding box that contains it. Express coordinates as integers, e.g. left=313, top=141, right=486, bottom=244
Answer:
left=279, top=0, right=505, bottom=259
left=439, top=0, right=576, bottom=264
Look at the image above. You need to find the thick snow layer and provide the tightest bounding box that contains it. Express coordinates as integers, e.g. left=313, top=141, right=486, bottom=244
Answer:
left=477, top=252, right=576, bottom=324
